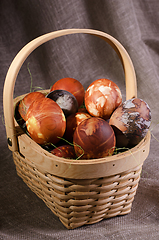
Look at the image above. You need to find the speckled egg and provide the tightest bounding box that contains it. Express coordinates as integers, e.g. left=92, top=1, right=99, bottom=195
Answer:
left=73, top=117, right=116, bottom=159
left=85, top=78, right=122, bottom=120
left=46, top=89, right=78, bottom=118
left=109, top=98, right=151, bottom=147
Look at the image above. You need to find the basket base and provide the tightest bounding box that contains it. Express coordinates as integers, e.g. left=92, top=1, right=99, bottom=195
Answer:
left=13, top=151, right=142, bottom=229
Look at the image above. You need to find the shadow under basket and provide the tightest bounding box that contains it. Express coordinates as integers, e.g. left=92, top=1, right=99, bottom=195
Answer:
left=3, top=29, right=151, bottom=229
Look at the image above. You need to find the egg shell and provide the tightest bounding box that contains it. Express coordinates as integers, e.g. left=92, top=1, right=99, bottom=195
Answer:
left=64, top=112, right=92, bottom=142
left=46, top=89, right=78, bottom=117
left=109, top=98, right=151, bottom=147
left=18, top=91, right=45, bottom=121
left=50, top=77, right=85, bottom=107
left=73, top=117, right=116, bottom=159
left=26, top=97, right=66, bottom=145
left=85, top=78, right=122, bottom=120
left=50, top=145, right=76, bottom=159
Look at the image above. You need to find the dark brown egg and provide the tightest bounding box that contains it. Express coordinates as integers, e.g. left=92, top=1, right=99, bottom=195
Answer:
left=50, top=145, right=76, bottom=159
left=73, top=117, right=116, bottom=159
left=85, top=78, right=122, bottom=120
left=46, top=89, right=78, bottom=117
left=64, top=112, right=92, bottom=142
left=50, top=77, right=85, bottom=107
left=109, top=98, right=151, bottom=147
left=18, top=92, right=45, bottom=121
left=26, top=98, right=66, bottom=145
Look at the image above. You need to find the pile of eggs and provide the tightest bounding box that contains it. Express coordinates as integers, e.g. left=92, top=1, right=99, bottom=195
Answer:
left=16, top=77, right=151, bottom=160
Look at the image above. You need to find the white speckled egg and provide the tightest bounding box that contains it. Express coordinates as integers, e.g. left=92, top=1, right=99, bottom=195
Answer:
left=85, top=79, right=122, bottom=120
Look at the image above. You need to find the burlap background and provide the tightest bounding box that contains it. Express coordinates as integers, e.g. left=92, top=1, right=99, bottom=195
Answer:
left=0, top=1, right=159, bottom=239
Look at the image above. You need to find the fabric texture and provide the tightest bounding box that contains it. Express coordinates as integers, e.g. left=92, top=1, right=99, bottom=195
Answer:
left=0, top=0, right=159, bottom=239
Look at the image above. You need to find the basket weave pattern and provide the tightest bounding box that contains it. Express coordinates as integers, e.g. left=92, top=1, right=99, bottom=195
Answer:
left=13, top=151, right=142, bottom=229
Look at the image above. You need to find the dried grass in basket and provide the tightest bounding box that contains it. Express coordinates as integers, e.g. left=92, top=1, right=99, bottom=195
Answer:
left=3, top=29, right=151, bottom=229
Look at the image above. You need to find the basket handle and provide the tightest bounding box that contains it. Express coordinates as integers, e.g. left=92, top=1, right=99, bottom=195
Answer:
left=3, top=29, right=137, bottom=152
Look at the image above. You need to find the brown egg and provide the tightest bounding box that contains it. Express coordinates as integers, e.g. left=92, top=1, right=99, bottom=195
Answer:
left=64, top=112, right=92, bottom=142
left=50, top=77, right=85, bottom=107
left=109, top=98, right=151, bottom=147
left=85, top=78, right=122, bottom=120
left=50, top=145, right=76, bottom=159
left=73, top=117, right=116, bottom=159
left=26, top=98, right=66, bottom=145
left=77, top=107, right=88, bottom=113
left=15, top=102, right=25, bottom=128
left=18, top=92, right=45, bottom=121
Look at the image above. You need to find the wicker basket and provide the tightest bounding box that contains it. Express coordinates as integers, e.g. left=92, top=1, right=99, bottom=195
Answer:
left=3, top=29, right=151, bottom=229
